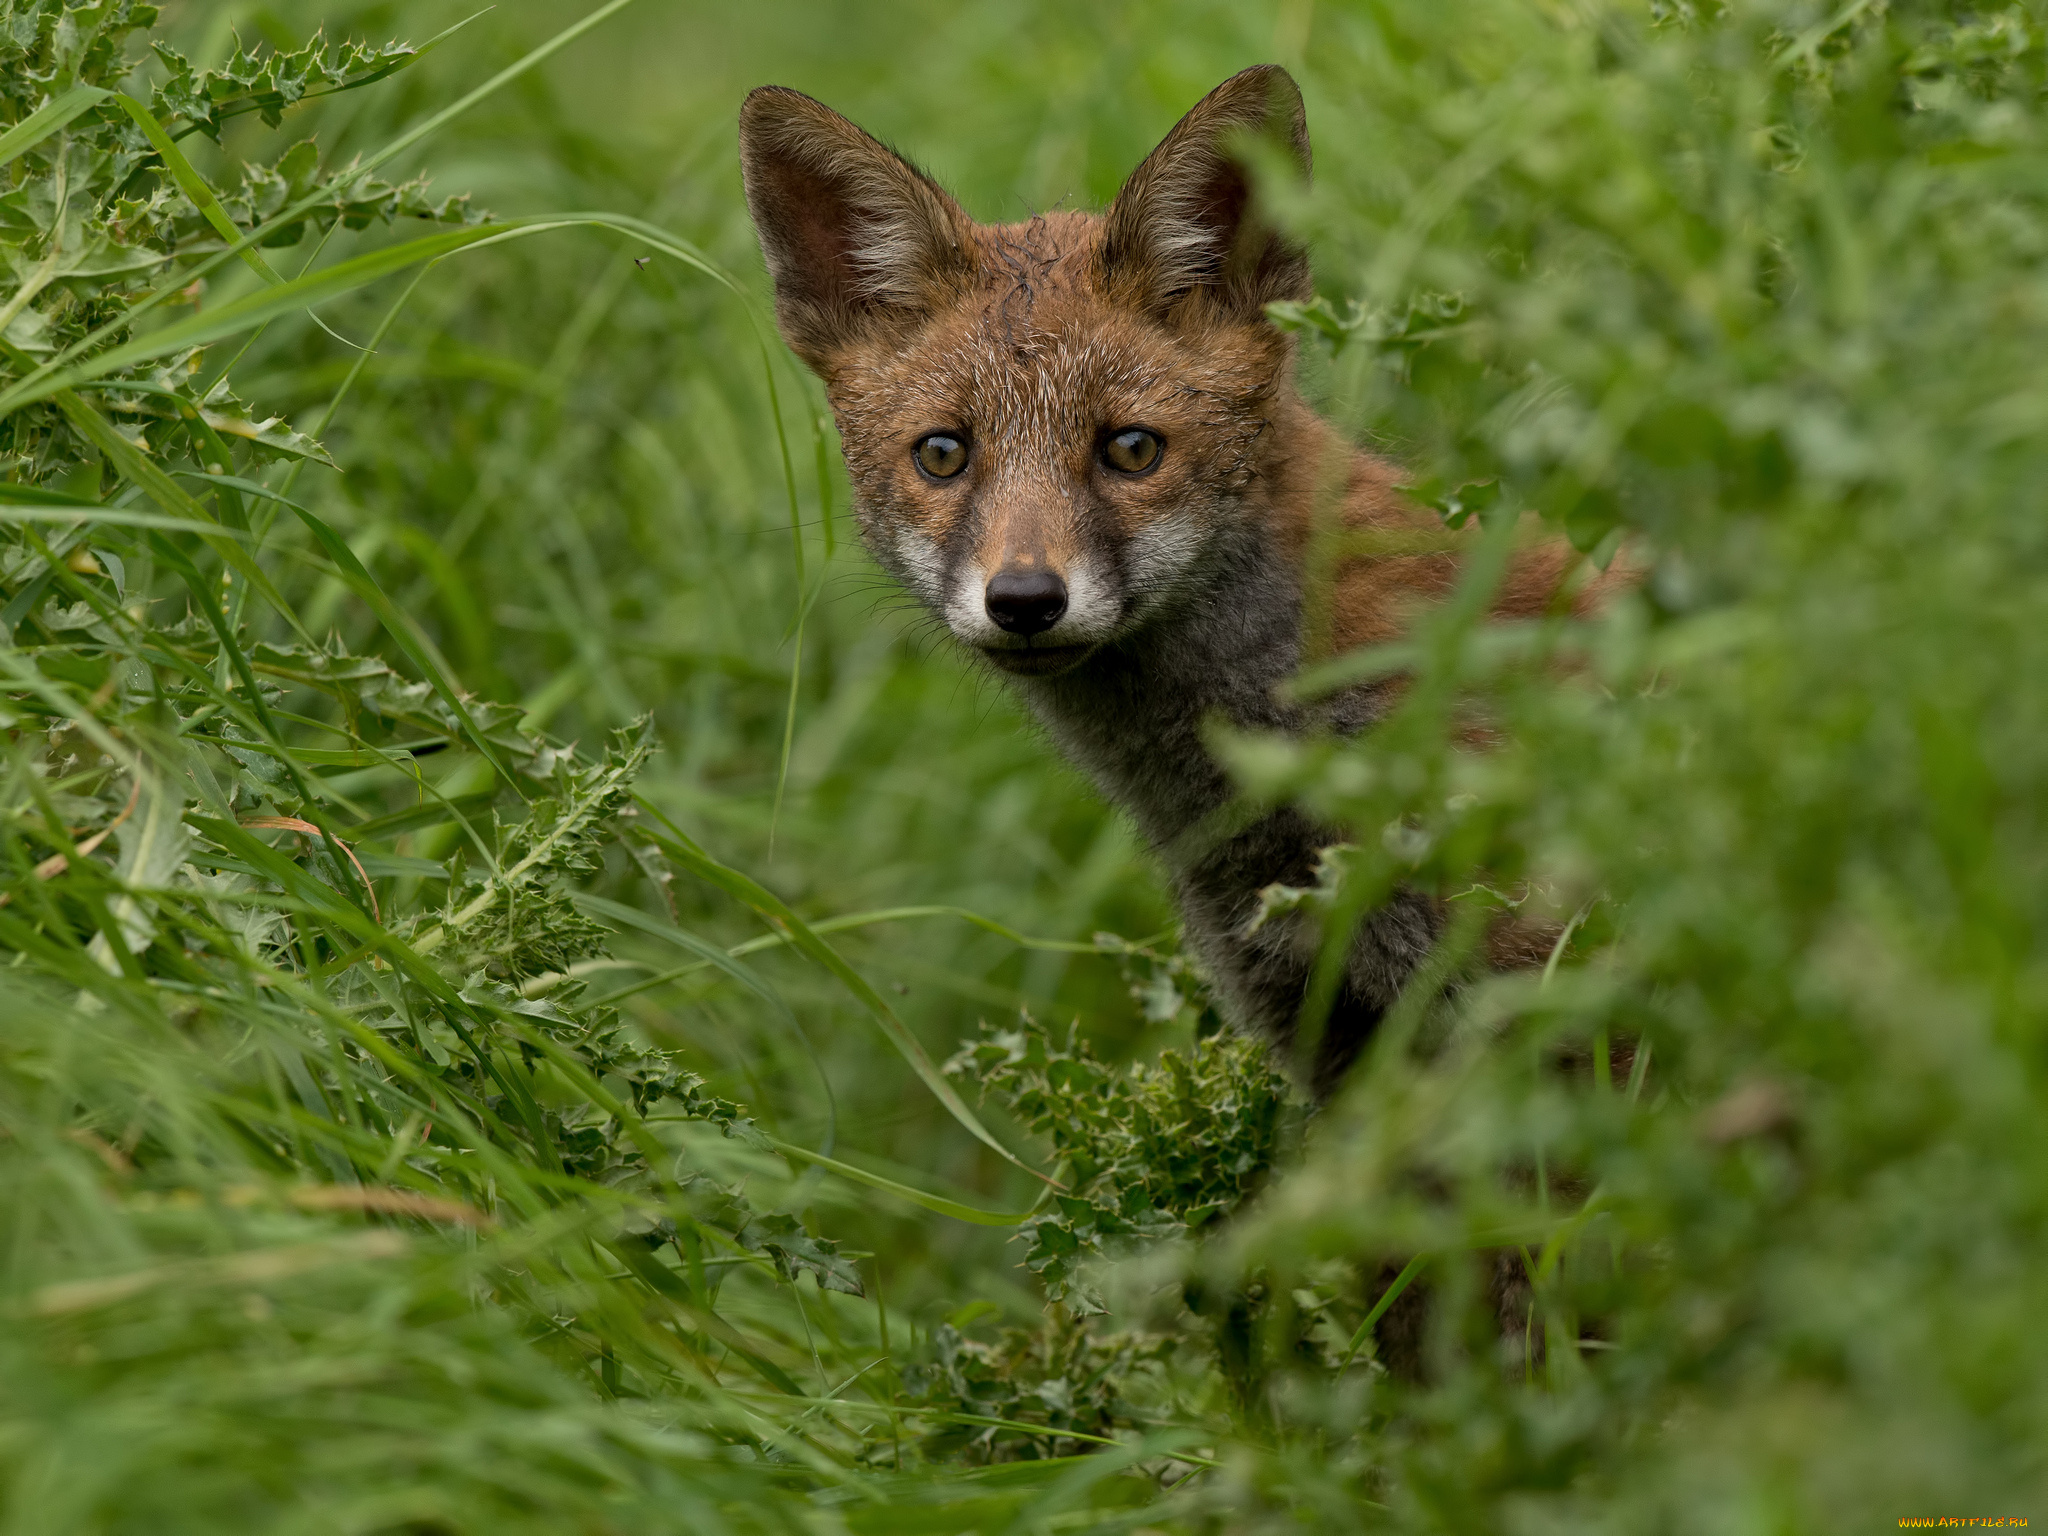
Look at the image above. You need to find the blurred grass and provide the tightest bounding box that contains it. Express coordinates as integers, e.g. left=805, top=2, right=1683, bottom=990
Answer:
left=5, top=0, right=2048, bottom=1530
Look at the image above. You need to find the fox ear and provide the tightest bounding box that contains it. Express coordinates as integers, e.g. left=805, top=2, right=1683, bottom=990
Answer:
left=739, top=87, right=977, bottom=371
left=1100, top=65, right=1312, bottom=324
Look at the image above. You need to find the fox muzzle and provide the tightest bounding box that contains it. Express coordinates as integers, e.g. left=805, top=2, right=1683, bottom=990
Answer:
left=983, top=569, right=1069, bottom=635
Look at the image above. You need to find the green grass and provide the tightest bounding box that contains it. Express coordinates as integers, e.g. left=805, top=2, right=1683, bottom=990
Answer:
left=4, top=0, right=2048, bottom=1530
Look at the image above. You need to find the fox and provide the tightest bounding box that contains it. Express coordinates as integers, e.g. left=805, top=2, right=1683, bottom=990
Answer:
left=738, top=65, right=1625, bottom=1094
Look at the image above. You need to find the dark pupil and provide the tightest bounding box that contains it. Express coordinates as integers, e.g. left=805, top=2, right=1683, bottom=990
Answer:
left=918, top=436, right=965, bottom=477
left=1108, top=430, right=1158, bottom=471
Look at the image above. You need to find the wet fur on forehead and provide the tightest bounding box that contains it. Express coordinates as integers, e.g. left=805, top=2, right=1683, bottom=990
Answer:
left=822, top=211, right=1291, bottom=535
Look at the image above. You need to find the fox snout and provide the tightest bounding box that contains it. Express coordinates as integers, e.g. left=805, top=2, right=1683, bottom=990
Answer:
left=983, top=569, right=1067, bottom=635
left=933, top=531, right=1126, bottom=675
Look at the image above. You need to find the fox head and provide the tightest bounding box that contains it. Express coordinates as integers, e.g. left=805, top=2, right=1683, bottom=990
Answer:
left=739, top=67, right=1315, bottom=677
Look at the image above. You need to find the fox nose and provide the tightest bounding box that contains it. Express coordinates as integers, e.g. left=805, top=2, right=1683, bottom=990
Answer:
left=985, top=569, right=1068, bottom=635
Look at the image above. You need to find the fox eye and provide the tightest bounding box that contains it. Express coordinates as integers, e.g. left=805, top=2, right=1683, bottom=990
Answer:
left=914, top=433, right=969, bottom=480
left=1102, top=427, right=1163, bottom=475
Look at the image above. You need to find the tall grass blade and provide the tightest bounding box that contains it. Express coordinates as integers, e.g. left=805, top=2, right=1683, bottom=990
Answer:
left=635, top=813, right=1058, bottom=1187
left=0, top=84, right=109, bottom=167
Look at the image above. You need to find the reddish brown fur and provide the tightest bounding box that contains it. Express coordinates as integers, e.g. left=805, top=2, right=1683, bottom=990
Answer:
left=814, top=207, right=1298, bottom=591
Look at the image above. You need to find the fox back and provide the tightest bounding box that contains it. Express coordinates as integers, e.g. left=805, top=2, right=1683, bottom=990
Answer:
left=740, top=67, right=1615, bottom=1088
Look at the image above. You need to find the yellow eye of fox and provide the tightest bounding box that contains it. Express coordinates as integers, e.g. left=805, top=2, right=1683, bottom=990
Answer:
left=914, top=434, right=968, bottom=479
left=1102, top=428, right=1163, bottom=475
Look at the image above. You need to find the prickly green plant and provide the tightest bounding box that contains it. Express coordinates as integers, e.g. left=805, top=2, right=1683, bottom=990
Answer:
left=148, top=27, right=441, bottom=141
left=0, top=1, right=476, bottom=496
left=949, top=1012, right=1298, bottom=1311
left=899, top=1312, right=1179, bottom=1466
left=419, top=720, right=652, bottom=982
left=917, top=1008, right=1296, bottom=1467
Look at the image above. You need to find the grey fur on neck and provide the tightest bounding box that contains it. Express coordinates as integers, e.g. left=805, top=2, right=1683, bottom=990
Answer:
left=1008, top=519, right=1439, bottom=1090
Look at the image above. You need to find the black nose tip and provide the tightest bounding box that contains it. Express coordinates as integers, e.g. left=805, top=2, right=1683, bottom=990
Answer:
left=984, top=569, right=1069, bottom=635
